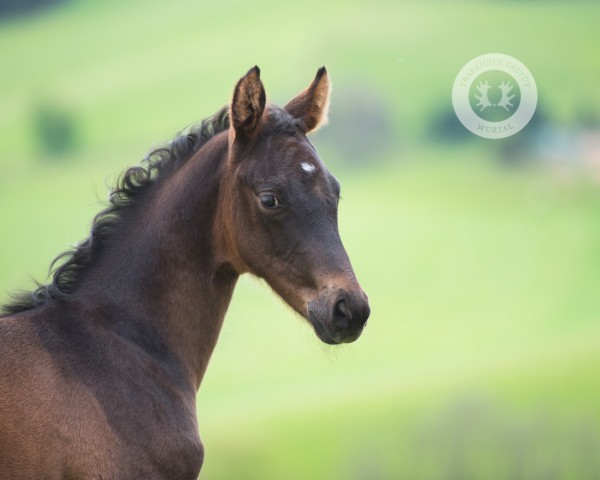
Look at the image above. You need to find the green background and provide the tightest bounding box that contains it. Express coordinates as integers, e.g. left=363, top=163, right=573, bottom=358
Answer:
left=1, top=1, right=600, bottom=478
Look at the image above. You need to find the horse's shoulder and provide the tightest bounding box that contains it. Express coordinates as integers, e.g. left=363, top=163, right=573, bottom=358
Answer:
left=0, top=308, right=203, bottom=479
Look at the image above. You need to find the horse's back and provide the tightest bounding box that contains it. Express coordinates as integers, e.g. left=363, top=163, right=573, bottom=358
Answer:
left=0, top=307, right=203, bottom=479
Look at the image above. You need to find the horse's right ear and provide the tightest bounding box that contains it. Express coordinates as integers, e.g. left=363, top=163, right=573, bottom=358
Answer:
left=230, top=66, right=266, bottom=140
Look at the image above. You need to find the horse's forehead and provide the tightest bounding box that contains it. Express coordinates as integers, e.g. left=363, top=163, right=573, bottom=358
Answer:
left=265, top=133, right=322, bottom=173
left=238, top=125, right=327, bottom=185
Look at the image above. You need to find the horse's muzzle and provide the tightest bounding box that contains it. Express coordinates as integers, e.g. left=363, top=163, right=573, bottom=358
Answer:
left=308, top=288, right=370, bottom=345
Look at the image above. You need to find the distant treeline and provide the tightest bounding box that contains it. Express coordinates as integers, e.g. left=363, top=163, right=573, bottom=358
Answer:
left=0, top=0, right=65, bottom=17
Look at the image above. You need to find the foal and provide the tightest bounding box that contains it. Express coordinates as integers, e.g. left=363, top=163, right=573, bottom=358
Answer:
left=0, top=67, right=370, bottom=478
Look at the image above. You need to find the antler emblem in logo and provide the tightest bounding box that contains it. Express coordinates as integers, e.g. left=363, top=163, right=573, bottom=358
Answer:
left=473, top=80, right=516, bottom=112
left=497, top=81, right=515, bottom=111
left=474, top=81, right=492, bottom=112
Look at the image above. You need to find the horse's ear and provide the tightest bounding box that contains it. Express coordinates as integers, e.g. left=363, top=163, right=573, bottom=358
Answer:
left=230, top=66, right=266, bottom=140
left=284, top=67, right=331, bottom=134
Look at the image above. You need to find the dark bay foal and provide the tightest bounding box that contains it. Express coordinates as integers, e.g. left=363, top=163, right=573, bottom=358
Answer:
left=0, top=67, right=370, bottom=479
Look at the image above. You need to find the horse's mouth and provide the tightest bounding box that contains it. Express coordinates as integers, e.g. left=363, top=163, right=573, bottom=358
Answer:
left=308, top=312, right=340, bottom=345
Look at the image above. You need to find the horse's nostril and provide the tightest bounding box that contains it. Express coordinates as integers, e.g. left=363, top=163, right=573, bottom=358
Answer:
left=333, top=299, right=352, bottom=329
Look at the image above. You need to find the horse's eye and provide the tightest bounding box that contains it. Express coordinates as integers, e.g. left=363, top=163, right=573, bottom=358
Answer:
left=259, top=193, right=281, bottom=210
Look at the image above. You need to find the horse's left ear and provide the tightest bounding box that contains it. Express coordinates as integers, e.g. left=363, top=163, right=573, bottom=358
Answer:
left=230, top=66, right=266, bottom=140
left=284, top=67, right=331, bottom=134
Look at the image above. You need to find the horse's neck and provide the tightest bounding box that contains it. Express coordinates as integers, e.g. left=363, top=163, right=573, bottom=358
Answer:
left=75, top=135, right=237, bottom=390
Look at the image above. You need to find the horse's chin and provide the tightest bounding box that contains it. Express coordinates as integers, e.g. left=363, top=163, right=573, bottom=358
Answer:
left=309, top=314, right=340, bottom=345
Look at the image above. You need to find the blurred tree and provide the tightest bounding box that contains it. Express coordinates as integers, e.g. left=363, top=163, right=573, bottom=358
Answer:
left=428, top=108, right=473, bottom=143
left=31, top=100, right=78, bottom=158
left=0, top=0, right=65, bottom=17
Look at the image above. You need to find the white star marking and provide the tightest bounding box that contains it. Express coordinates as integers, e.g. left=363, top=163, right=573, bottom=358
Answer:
left=301, top=162, right=316, bottom=174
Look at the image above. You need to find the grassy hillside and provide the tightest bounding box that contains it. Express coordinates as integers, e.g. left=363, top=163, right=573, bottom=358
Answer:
left=1, top=1, right=600, bottom=478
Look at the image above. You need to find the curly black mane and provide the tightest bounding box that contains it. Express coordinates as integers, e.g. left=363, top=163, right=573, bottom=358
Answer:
left=1, top=107, right=230, bottom=316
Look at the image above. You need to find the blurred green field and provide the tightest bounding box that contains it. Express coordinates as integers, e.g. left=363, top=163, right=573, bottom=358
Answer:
left=1, top=1, right=600, bottom=479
